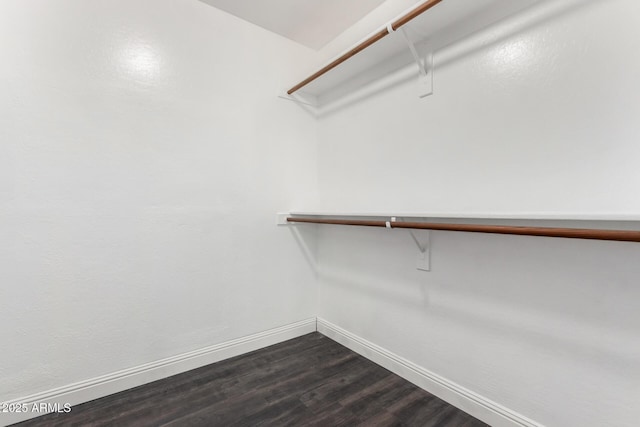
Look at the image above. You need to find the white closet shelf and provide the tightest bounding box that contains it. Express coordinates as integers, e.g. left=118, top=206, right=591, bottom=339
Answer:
left=282, top=0, right=542, bottom=105
left=277, top=212, right=640, bottom=242
left=287, top=211, right=640, bottom=222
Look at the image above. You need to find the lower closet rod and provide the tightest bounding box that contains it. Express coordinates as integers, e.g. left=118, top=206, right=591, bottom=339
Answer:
left=286, top=217, right=640, bottom=243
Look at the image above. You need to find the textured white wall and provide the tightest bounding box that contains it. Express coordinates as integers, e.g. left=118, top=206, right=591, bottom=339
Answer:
left=316, top=0, right=640, bottom=426
left=0, top=0, right=318, bottom=402
left=318, top=0, right=640, bottom=214
left=3, top=1, right=640, bottom=426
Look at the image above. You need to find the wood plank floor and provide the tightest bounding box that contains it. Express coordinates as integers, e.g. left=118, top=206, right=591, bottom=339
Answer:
left=14, top=333, right=489, bottom=427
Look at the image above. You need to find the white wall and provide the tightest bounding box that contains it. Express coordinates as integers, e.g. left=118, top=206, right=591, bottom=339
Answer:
left=0, top=0, right=318, bottom=403
left=3, top=0, right=639, bottom=426
left=316, top=0, right=640, bottom=426
left=318, top=0, right=640, bottom=215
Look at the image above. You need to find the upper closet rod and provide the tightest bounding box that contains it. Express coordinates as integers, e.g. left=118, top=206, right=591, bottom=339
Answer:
left=287, top=0, right=444, bottom=95
left=286, top=217, right=640, bottom=243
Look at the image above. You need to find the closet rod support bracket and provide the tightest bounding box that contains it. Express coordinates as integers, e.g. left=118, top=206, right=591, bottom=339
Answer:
left=398, top=27, right=433, bottom=98
left=277, top=212, right=292, bottom=226
left=392, top=217, right=431, bottom=271
left=413, top=230, right=431, bottom=271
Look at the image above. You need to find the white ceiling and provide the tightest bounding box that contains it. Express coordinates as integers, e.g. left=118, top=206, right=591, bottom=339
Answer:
left=198, top=0, right=387, bottom=50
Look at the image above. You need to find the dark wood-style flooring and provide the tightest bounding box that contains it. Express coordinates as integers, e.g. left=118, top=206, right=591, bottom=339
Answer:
left=14, top=333, right=488, bottom=427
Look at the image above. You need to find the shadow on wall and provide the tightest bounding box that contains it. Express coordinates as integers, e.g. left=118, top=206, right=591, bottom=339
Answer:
left=317, top=229, right=640, bottom=379
left=321, top=259, right=639, bottom=378
left=313, top=0, right=602, bottom=119
left=426, top=287, right=640, bottom=379
left=288, top=224, right=318, bottom=276
left=319, top=264, right=430, bottom=311
left=434, top=0, right=603, bottom=69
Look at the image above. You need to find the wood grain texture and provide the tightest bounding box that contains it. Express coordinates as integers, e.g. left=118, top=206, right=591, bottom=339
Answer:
left=13, top=333, right=488, bottom=427
left=286, top=217, right=640, bottom=242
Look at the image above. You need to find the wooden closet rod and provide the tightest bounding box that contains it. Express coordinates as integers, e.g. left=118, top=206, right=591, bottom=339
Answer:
left=286, top=217, right=640, bottom=243
left=287, top=0, right=444, bottom=95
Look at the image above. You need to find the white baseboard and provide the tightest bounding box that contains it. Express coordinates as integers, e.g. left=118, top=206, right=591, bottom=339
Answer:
left=317, top=318, right=542, bottom=427
left=4, top=318, right=540, bottom=427
left=1, top=318, right=317, bottom=427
